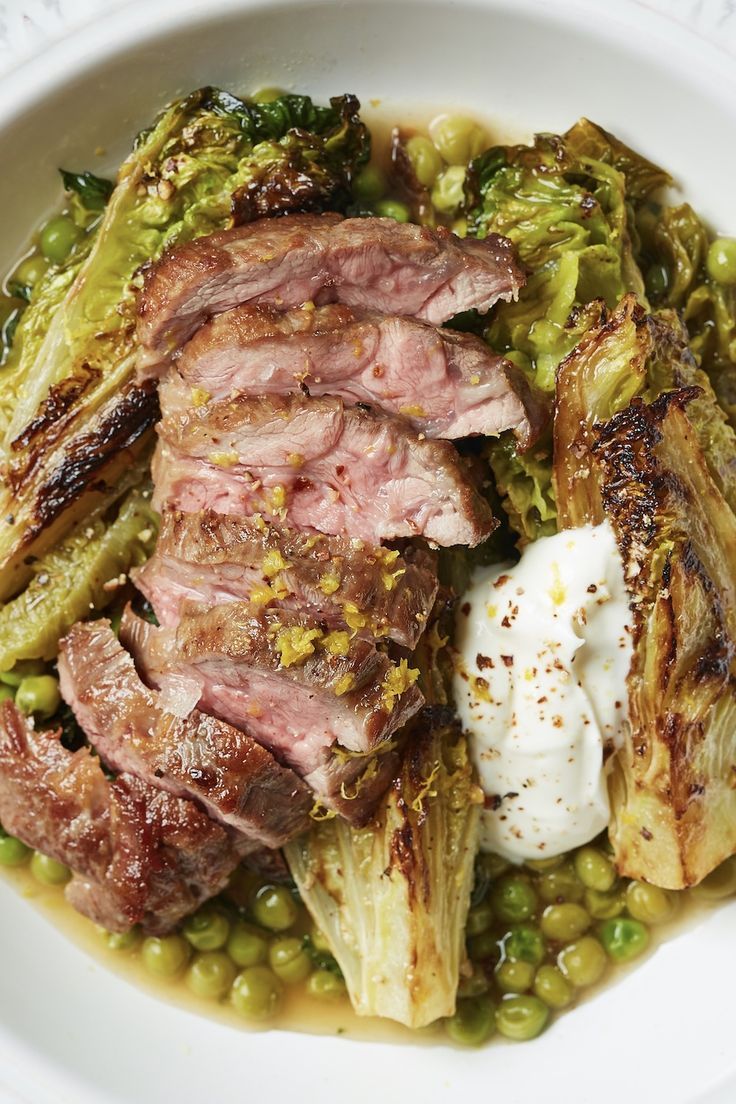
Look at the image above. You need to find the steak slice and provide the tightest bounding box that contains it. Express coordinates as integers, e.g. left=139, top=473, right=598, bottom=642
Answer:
left=154, top=387, right=495, bottom=547
left=123, top=602, right=423, bottom=763
left=0, top=701, right=241, bottom=933
left=174, top=303, right=546, bottom=446
left=135, top=508, right=438, bottom=648
left=137, top=213, right=525, bottom=374
left=57, top=619, right=311, bottom=847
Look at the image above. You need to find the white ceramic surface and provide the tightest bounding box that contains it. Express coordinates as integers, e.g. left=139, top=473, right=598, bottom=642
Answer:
left=0, top=2, right=734, bottom=1102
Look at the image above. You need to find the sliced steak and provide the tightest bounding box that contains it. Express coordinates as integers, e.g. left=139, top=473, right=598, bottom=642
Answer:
left=137, top=213, right=525, bottom=374
left=0, top=701, right=241, bottom=933
left=124, top=602, right=423, bottom=762
left=135, top=508, right=438, bottom=648
left=174, top=303, right=546, bottom=446
left=57, top=619, right=311, bottom=847
left=154, top=387, right=495, bottom=547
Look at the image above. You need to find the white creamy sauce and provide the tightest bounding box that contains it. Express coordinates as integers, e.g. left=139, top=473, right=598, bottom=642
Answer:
left=452, top=522, right=633, bottom=862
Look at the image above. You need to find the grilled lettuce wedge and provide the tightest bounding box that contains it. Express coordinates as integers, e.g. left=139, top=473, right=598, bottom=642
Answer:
left=553, top=298, right=736, bottom=887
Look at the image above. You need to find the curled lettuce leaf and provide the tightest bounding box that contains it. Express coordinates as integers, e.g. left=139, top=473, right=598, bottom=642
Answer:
left=285, top=718, right=481, bottom=1028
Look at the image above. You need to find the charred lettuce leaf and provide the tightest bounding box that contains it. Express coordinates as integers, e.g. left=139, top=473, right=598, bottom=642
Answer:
left=0, top=88, right=368, bottom=604
left=465, top=120, right=654, bottom=542
left=592, top=392, right=736, bottom=888
left=285, top=717, right=481, bottom=1028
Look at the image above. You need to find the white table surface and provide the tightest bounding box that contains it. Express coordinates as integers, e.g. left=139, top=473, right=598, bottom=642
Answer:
left=0, top=0, right=735, bottom=71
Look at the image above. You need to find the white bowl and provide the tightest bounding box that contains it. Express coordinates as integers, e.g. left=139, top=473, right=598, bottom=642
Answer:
left=0, top=2, right=735, bottom=1102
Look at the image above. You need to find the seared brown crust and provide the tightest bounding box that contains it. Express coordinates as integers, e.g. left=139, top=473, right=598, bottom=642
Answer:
left=137, top=213, right=524, bottom=373
left=155, top=389, right=495, bottom=547
left=592, top=389, right=736, bottom=887
left=0, top=701, right=241, bottom=933
left=58, top=619, right=311, bottom=847
left=135, top=508, right=438, bottom=648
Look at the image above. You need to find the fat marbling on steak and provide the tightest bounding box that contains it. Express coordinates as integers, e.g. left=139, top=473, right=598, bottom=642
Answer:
left=154, top=386, right=495, bottom=547
left=134, top=508, right=438, bottom=649
left=57, top=619, right=311, bottom=847
left=0, top=700, right=242, bottom=933
left=173, top=302, right=546, bottom=446
left=137, top=213, right=525, bottom=375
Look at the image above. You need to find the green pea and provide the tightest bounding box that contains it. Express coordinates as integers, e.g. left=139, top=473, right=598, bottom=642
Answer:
left=538, top=862, right=585, bottom=904
left=0, top=830, right=30, bottom=867
left=182, top=906, right=230, bottom=951
left=226, top=920, right=269, bottom=967
left=645, top=262, right=669, bottom=300
left=268, top=937, right=311, bottom=984
left=574, top=847, right=616, bottom=892
left=251, top=86, right=285, bottom=104
left=541, top=903, right=591, bottom=942
left=306, top=968, right=346, bottom=1001
left=495, top=958, right=535, bottom=994
left=558, top=935, right=607, bottom=987
left=445, top=996, right=495, bottom=1046
left=466, top=900, right=494, bottom=937
left=625, top=881, right=677, bottom=924
left=428, top=115, right=487, bottom=166
left=491, top=874, right=538, bottom=923
left=467, top=930, right=498, bottom=962
left=691, top=857, right=736, bottom=901
left=0, top=660, right=46, bottom=688
left=598, top=917, right=649, bottom=963
left=374, top=198, right=410, bottom=223
left=101, top=927, right=140, bottom=952
left=0, top=685, right=14, bottom=704
left=533, top=964, right=574, bottom=1010
left=706, top=237, right=736, bottom=285
left=404, top=135, right=443, bottom=188
left=309, top=924, right=332, bottom=954
left=30, top=851, right=70, bottom=886
left=476, top=851, right=510, bottom=882
left=141, top=934, right=191, bottom=978
left=13, top=254, right=47, bottom=289
left=352, top=165, right=386, bottom=204
left=231, top=965, right=283, bottom=1020
left=251, top=884, right=298, bottom=932
left=430, top=166, right=466, bottom=215
left=501, top=923, right=545, bottom=965
left=495, top=994, right=549, bottom=1041
left=457, top=963, right=490, bottom=999
left=40, top=215, right=82, bottom=265
left=526, top=854, right=565, bottom=873
left=15, top=675, right=61, bottom=719
left=585, top=885, right=626, bottom=920
left=186, top=951, right=236, bottom=1000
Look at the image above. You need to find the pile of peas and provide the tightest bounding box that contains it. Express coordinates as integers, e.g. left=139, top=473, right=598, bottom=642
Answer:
left=444, top=843, right=736, bottom=1046
left=351, top=114, right=488, bottom=234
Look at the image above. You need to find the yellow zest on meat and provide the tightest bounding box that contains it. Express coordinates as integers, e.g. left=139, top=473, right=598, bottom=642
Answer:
left=469, top=374, right=481, bottom=385
left=275, top=625, right=323, bottom=667
left=287, top=452, right=305, bottom=468
left=267, top=485, right=287, bottom=510
left=399, top=404, right=426, bottom=418
left=381, top=567, right=406, bottom=592
left=318, top=569, right=341, bottom=595
left=322, top=630, right=350, bottom=656
left=343, top=601, right=367, bottom=633
left=190, top=387, right=211, bottom=408
left=334, top=672, right=356, bottom=697
left=262, top=549, right=291, bottom=578
left=246, top=701, right=263, bottom=718
left=381, top=659, right=420, bottom=711
left=207, top=450, right=239, bottom=468
left=249, top=582, right=278, bottom=608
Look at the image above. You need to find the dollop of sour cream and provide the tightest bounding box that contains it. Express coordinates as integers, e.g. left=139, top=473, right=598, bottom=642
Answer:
left=453, top=522, right=633, bottom=862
